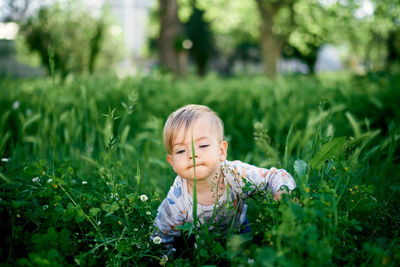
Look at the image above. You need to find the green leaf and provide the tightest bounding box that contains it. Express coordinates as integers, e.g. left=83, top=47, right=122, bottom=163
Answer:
left=309, top=137, right=346, bottom=170
left=294, top=159, right=307, bottom=177
left=75, top=207, right=86, bottom=223
left=345, top=112, right=360, bottom=138
left=22, top=113, right=42, bottom=132
left=89, top=207, right=101, bottom=217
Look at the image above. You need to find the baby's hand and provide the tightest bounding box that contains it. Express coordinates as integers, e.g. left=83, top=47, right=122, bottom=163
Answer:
left=273, top=187, right=291, bottom=201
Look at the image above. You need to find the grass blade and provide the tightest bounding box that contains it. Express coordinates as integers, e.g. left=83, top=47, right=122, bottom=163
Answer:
left=309, top=136, right=346, bottom=170
left=191, top=135, right=198, bottom=237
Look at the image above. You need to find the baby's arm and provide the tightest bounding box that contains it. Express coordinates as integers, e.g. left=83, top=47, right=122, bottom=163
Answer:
left=152, top=182, right=187, bottom=254
left=226, top=160, right=296, bottom=200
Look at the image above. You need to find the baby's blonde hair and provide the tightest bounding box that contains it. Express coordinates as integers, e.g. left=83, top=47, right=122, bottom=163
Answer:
left=163, top=104, right=224, bottom=154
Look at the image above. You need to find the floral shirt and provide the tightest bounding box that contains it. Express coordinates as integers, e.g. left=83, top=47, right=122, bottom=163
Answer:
left=152, top=160, right=296, bottom=245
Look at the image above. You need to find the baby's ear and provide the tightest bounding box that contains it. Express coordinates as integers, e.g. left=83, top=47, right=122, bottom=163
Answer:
left=166, top=154, right=173, bottom=166
left=219, top=141, right=228, bottom=161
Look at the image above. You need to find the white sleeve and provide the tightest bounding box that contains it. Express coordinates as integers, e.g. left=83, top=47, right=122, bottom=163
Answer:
left=224, top=160, right=296, bottom=197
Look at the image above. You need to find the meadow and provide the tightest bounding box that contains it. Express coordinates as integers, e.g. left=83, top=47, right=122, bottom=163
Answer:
left=0, top=72, right=399, bottom=266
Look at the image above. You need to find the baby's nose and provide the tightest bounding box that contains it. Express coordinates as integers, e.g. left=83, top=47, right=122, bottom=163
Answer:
left=188, top=149, right=198, bottom=158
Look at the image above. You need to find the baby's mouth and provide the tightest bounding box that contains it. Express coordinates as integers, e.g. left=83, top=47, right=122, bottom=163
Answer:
left=188, top=163, right=202, bottom=168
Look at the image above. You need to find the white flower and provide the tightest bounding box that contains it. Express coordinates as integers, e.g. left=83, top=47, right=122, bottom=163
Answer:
left=82, top=181, right=88, bottom=185
left=1, top=158, right=9, bottom=162
left=140, top=194, right=148, bottom=202
left=13, top=101, right=20, bottom=109
left=43, top=205, right=48, bottom=210
left=146, top=211, right=151, bottom=215
left=97, top=221, right=101, bottom=226
left=32, top=177, right=40, bottom=183
left=153, top=236, right=162, bottom=244
left=47, top=178, right=53, bottom=183
left=248, top=258, right=255, bottom=264
left=160, top=255, right=168, bottom=265
left=134, top=228, right=138, bottom=232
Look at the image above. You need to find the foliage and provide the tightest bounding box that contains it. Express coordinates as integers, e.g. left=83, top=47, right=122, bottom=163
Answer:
left=0, top=72, right=399, bottom=265
left=16, top=1, right=125, bottom=78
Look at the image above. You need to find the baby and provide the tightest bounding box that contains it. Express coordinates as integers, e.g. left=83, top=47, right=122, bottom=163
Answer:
left=152, top=104, right=296, bottom=252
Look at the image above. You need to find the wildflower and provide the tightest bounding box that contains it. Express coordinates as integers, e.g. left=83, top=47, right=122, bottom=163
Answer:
left=16, top=214, right=21, bottom=218
left=146, top=211, right=151, bottom=215
left=97, top=221, right=101, bottom=226
left=344, top=167, right=349, bottom=172
left=118, top=220, right=122, bottom=225
left=349, top=188, right=352, bottom=192
left=305, top=187, right=310, bottom=193
left=248, top=258, right=255, bottom=264
left=13, top=101, right=20, bottom=109
left=160, top=255, right=168, bottom=265
left=1, top=158, right=9, bottom=162
left=32, top=177, right=40, bottom=183
left=140, top=194, right=148, bottom=202
left=382, top=256, right=390, bottom=265
left=82, top=181, right=88, bottom=185
left=134, top=228, right=138, bottom=231
left=354, top=185, right=358, bottom=190
left=52, top=184, right=58, bottom=189
left=43, top=205, right=48, bottom=210
left=47, top=178, right=53, bottom=183
left=153, top=236, right=162, bottom=244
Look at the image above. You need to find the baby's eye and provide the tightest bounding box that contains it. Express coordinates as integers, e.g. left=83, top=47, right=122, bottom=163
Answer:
left=176, top=150, right=185, bottom=154
left=199, top=144, right=209, bottom=148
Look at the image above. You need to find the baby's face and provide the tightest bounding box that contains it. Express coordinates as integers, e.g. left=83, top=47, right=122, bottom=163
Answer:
left=166, top=117, right=227, bottom=182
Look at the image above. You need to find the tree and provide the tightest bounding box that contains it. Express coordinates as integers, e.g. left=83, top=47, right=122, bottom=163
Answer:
left=254, top=0, right=295, bottom=77
left=158, top=0, right=188, bottom=76
left=0, top=0, right=30, bottom=22
left=18, top=1, right=124, bottom=78
left=185, top=1, right=215, bottom=76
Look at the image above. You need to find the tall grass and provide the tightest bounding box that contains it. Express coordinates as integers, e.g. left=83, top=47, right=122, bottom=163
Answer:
left=0, top=72, right=399, bottom=265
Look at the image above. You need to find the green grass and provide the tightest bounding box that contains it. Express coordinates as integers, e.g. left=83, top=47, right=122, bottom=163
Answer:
left=0, top=72, right=399, bottom=266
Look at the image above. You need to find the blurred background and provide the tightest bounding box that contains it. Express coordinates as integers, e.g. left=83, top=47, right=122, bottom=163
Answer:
left=0, top=0, right=399, bottom=78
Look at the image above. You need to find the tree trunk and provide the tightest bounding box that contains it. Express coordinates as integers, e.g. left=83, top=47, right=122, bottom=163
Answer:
left=159, top=0, right=187, bottom=76
left=255, top=0, right=285, bottom=77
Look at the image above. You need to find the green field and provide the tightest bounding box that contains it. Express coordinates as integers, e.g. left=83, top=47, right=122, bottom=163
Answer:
left=0, top=73, right=399, bottom=266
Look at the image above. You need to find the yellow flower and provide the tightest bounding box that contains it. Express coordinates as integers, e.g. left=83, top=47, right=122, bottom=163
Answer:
left=349, top=188, right=352, bottom=192
left=382, top=256, right=390, bottom=265
left=306, top=187, right=310, bottom=193
left=53, top=184, right=58, bottom=189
